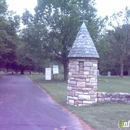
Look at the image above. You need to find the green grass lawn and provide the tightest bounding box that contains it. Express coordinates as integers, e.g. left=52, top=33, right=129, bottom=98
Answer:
left=98, top=76, right=130, bottom=93
left=27, top=74, right=130, bottom=130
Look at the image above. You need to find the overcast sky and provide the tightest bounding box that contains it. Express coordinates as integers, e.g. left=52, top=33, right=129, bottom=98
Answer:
left=6, top=0, right=130, bottom=17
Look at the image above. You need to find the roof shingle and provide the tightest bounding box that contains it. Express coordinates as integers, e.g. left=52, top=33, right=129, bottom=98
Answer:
left=68, top=22, right=99, bottom=58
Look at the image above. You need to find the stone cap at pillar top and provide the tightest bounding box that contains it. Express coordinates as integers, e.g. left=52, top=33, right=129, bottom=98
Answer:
left=68, top=22, right=99, bottom=58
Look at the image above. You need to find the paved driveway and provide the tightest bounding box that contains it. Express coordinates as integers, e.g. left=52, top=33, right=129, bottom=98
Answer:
left=0, top=75, right=83, bottom=130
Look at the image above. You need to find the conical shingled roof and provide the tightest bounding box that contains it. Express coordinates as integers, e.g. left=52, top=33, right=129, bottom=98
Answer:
left=68, top=22, right=99, bottom=58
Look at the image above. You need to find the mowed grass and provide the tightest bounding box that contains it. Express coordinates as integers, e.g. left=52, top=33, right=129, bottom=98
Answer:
left=98, top=76, right=130, bottom=93
left=27, top=74, right=130, bottom=130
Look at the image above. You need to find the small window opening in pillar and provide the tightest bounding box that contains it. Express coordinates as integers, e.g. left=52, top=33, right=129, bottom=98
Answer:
left=79, top=61, right=84, bottom=71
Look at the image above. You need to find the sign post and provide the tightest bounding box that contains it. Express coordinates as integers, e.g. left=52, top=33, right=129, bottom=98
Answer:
left=45, top=68, right=51, bottom=80
left=53, top=65, right=59, bottom=82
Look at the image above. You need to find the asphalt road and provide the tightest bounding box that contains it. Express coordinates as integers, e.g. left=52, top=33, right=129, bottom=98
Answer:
left=0, top=75, right=83, bottom=130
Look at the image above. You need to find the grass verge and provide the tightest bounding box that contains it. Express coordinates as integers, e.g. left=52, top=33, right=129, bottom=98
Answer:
left=27, top=74, right=130, bottom=130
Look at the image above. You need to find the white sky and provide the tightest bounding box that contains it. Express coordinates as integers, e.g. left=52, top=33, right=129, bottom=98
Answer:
left=6, top=0, right=37, bottom=15
left=6, top=0, right=130, bottom=17
left=95, top=0, right=130, bottom=17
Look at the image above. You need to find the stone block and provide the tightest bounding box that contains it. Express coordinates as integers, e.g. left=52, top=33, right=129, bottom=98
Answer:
left=95, top=98, right=97, bottom=102
left=72, top=75, right=87, bottom=78
left=89, top=90, right=95, bottom=95
left=111, top=98, right=116, bottom=102
left=104, top=98, right=111, bottom=102
left=72, top=72, right=79, bottom=75
left=93, top=64, right=97, bottom=67
left=84, top=62, right=93, bottom=67
left=70, top=68, right=76, bottom=72
left=71, top=97, right=78, bottom=100
left=106, top=93, right=112, bottom=97
left=91, top=83, right=97, bottom=85
left=84, top=67, right=90, bottom=71
left=69, top=80, right=77, bottom=84
left=119, top=93, right=127, bottom=98
left=86, top=83, right=92, bottom=85
left=84, top=92, right=89, bottom=94
left=67, top=87, right=72, bottom=91
left=75, top=100, right=83, bottom=104
left=90, top=95, right=97, bottom=99
left=67, top=96, right=72, bottom=100
left=83, top=101, right=95, bottom=104
left=90, top=78, right=96, bottom=82
left=125, top=94, right=130, bottom=98
left=78, top=104, right=83, bottom=106
left=73, top=61, right=79, bottom=65
left=82, top=88, right=92, bottom=91
left=77, top=82, right=86, bottom=87
left=97, top=98, right=104, bottom=103
left=84, top=71, right=89, bottom=75
left=72, top=87, right=82, bottom=90
left=70, top=78, right=75, bottom=80
left=86, top=78, right=90, bottom=82
left=97, top=92, right=104, bottom=98
left=93, top=86, right=97, bottom=90
left=94, top=70, right=97, bottom=76
left=75, top=91, right=84, bottom=95
left=90, top=59, right=97, bottom=62
left=75, top=78, right=86, bottom=82
left=68, top=91, right=75, bottom=96
left=90, top=71, right=94, bottom=75
left=69, top=65, right=75, bottom=68
left=68, top=84, right=76, bottom=87
left=68, top=72, right=72, bottom=76
left=86, top=85, right=93, bottom=88
left=70, top=59, right=77, bottom=61
left=76, top=66, right=79, bottom=71
left=87, top=75, right=94, bottom=78
left=77, top=59, right=85, bottom=62
left=78, top=95, right=91, bottom=100
left=112, top=93, right=119, bottom=98
left=68, top=100, right=74, bottom=105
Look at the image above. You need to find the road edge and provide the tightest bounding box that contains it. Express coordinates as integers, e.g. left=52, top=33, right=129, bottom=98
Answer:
left=25, top=75, right=95, bottom=130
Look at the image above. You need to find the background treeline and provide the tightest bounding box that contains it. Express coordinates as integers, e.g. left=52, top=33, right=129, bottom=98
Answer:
left=0, top=0, right=130, bottom=80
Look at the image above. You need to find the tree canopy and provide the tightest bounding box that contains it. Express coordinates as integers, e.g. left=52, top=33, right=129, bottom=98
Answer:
left=2, top=0, right=130, bottom=79
left=21, top=0, right=105, bottom=80
left=0, top=0, right=20, bottom=68
left=98, top=7, right=130, bottom=77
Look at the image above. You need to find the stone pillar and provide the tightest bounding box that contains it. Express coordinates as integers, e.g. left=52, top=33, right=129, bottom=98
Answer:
left=67, top=58, right=98, bottom=106
left=67, top=22, right=99, bottom=106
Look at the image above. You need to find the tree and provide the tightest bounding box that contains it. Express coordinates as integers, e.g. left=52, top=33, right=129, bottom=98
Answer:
left=19, top=10, right=50, bottom=73
left=106, top=8, right=130, bottom=77
left=96, top=36, right=111, bottom=75
left=31, top=0, right=105, bottom=80
left=0, top=0, right=20, bottom=69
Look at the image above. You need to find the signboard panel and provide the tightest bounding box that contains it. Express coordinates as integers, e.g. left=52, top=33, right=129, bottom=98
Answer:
left=53, top=65, right=59, bottom=74
left=45, top=68, right=51, bottom=80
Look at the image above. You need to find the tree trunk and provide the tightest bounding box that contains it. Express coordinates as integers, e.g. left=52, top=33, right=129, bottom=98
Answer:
left=29, top=67, right=31, bottom=75
left=63, top=62, right=68, bottom=81
left=120, top=63, right=124, bottom=78
left=20, top=69, right=24, bottom=75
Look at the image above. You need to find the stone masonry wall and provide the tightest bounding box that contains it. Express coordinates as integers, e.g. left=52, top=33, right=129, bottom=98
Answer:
left=97, top=92, right=130, bottom=104
left=67, top=58, right=98, bottom=106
